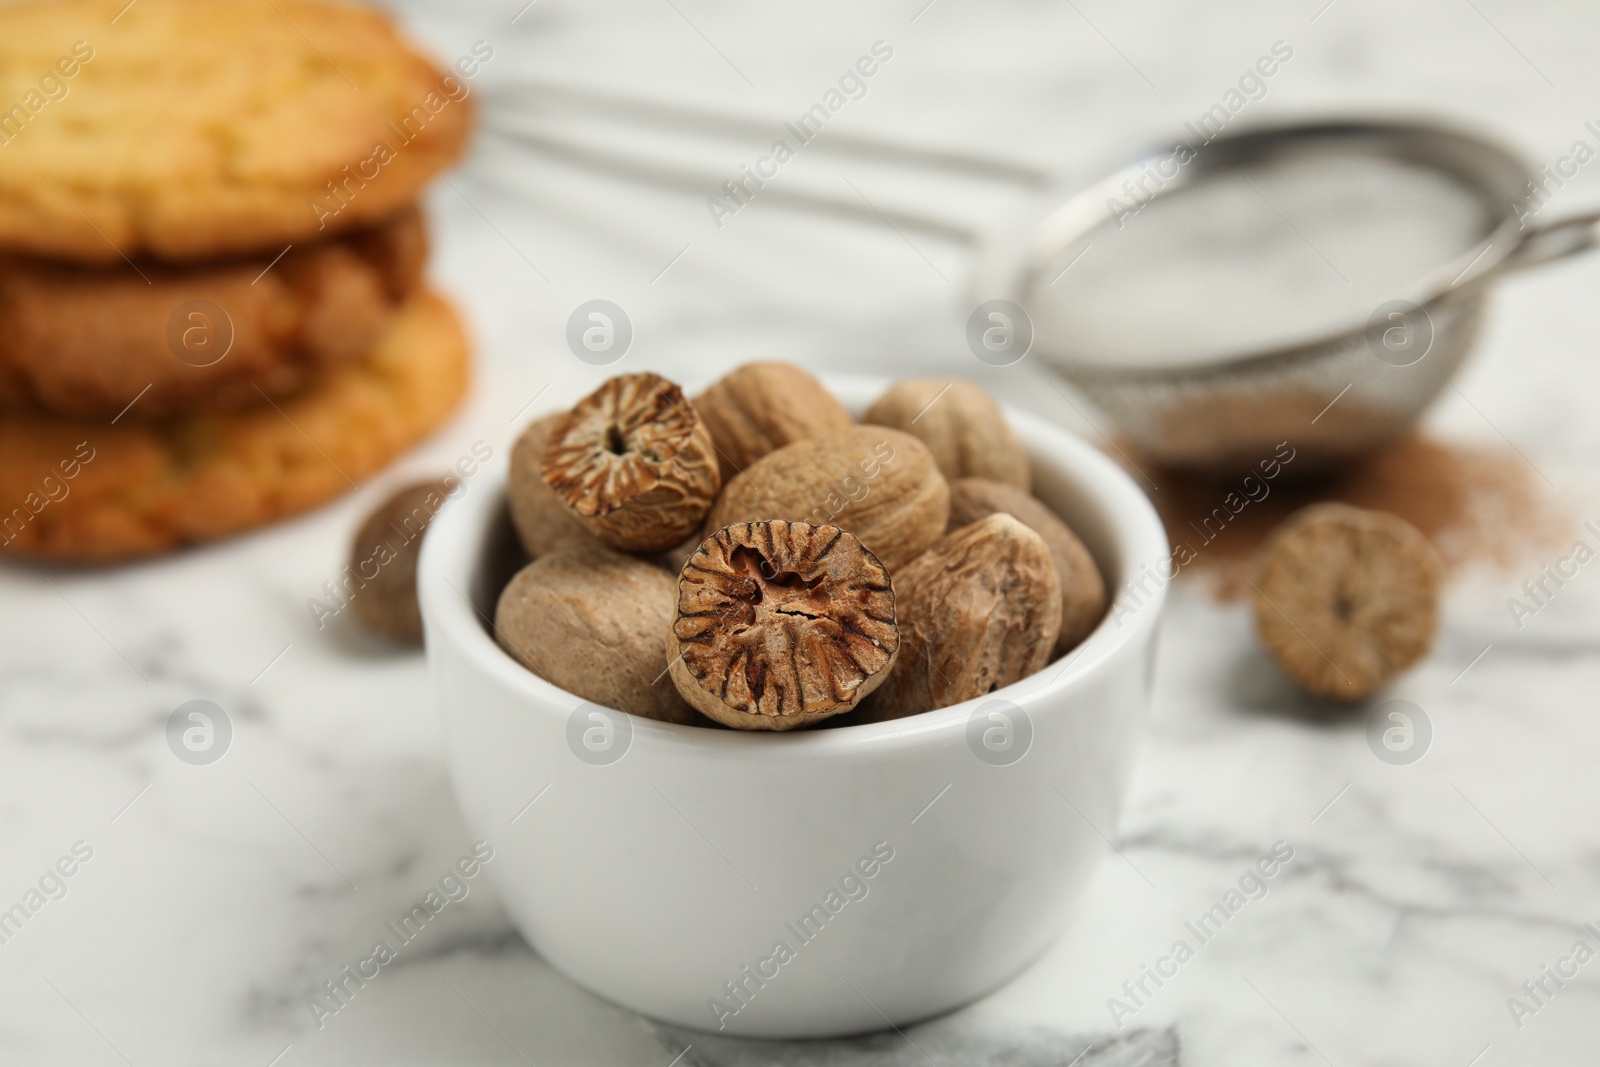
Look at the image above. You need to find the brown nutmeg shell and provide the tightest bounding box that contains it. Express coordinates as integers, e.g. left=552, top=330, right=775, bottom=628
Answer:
left=495, top=546, right=705, bottom=724
left=947, top=477, right=1106, bottom=656
left=694, top=361, right=854, bottom=481
left=348, top=479, right=455, bottom=644
left=864, top=378, right=1029, bottom=491
left=1251, top=503, right=1441, bottom=701
left=857, top=513, right=1060, bottom=722
left=508, top=412, right=600, bottom=558
left=707, top=426, right=948, bottom=570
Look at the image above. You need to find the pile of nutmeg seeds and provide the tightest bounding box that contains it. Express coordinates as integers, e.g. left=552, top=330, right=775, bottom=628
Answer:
left=491, top=363, right=1108, bottom=731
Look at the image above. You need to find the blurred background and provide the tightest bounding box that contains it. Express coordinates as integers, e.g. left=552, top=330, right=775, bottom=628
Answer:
left=3, top=1, right=1600, bottom=1064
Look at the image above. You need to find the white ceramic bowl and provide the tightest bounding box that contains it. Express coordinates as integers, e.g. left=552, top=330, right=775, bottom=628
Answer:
left=419, top=381, right=1168, bottom=1039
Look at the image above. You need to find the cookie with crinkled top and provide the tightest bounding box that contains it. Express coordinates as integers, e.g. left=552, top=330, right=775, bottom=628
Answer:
left=0, top=0, right=474, bottom=264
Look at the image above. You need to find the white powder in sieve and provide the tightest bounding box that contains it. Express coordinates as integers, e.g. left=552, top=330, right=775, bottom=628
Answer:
left=1030, top=151, right=1494, bottom=367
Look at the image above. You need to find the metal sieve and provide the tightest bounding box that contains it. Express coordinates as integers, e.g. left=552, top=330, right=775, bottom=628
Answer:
left=484, top=95, right=1600, bottom=472
left=972, top=119, right=1600, bottom=473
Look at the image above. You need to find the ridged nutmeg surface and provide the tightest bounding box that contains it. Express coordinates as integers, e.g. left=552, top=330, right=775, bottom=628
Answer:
left=707, top=426, right=949, bottom=570
left=1251, top=503, right=1440, bottom=701
left=541, top=373, right=721, bottom=552
left=668, top=521, right=898, bottom=730
left=857, top=513, right=1060, bottom=722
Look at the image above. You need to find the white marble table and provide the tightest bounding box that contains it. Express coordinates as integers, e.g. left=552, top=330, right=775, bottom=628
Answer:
left=4, top=0, right=1600, bottom=1063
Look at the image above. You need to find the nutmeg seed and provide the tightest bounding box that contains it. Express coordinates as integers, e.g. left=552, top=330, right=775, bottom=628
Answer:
left=495, top=545, right=705, bottom=724
left=707, top=426, right=949, bottom=570
left=347, top=478, right=453, bottom=644
left=542, top=373, right=722, bottom=552
left=1251, top=503, right=1441, bottom=701
left=508, top=412, right=600, bottom=558
left=947, top=477, right=1106, bottom=656
left=864, top=378, right=1030, bottom=490
left=667, top=521, right=898, bottom=730
left=694, top=361, right=854, bottom=481
left=856, top=513, right=1060, bottom=722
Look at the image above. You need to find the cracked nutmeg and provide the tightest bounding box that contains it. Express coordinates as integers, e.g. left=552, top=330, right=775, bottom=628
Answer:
left=667, top=521, right=899, bottom=730
left=857, top=513, right=1061, bottom=723
left=1251, top=502, right=1442, bottom=701
left=541, top=373, right=722, bottom=552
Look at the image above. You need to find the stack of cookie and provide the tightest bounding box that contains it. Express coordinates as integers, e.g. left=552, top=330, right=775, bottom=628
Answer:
left=0, top=0, right=475, bottom=561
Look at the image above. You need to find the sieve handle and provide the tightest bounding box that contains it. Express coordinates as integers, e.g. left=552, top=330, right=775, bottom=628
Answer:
left=484, top=78, right=1056, bottom=190
left=478, top=78, right=1052, bottom=246
left=481, top=122, right=982, bottom=244
left=1492, top=210, right=1600, bottom=278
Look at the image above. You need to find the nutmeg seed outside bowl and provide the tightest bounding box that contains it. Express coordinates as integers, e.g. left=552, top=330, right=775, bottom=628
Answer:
left=418, top=378, right=1169, bottom=1038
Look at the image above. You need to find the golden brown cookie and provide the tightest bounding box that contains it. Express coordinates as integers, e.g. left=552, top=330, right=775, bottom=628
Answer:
left=0, top=290, right=469, bottom=562
left=0, top=207, right=427, bottom=420
left=0, top=0, right=474, bottom=264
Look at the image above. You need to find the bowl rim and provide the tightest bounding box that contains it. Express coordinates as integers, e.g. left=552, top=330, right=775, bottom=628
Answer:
left=418, top=379, right=1170, bottom=758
